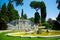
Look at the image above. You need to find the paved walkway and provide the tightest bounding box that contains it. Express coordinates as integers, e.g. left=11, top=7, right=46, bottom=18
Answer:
left=0, top=30, right=12, bottom=33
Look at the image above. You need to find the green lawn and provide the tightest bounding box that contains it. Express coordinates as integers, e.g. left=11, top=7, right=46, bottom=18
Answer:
left=0, top=31, right=60, bottom=40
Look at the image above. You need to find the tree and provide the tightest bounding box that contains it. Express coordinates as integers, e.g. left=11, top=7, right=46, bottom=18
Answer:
left=43, top=22, right=50, bottom=29
left=1, top=3, right=7, bottom=15
left=30, top=1, right=41, bottom=11
left=7, top=1, right=19, bottom=21
left=30, top=1, right=46, bottom=24
left=1, top=3, right=9, bottom=22
left=23, top=14, right=27, bottom=19
left=10, top=0, right=23, bottom=6
left=14, top=10, right=19, bottom=19
left=52, top=20, right=60, bottom=30
left=34, top=12, right=40, bottom=24
left=7, top=1, right=14, bottom=11
left=0, top=0, right=23, bottom=30
left=21, top=9, right=24, bottom=18
left=7, top=1, right=14, bottom=21
left=0, top=3, right=8, bottom=30
left=56, top=12, right=60, bottom=21
left=29, top=17, right=34, bottom=22
left=56, top=0, right=60, bottom=10
left=40, top=2, right=46, bottom=23
left=56, top=0, right=60, bottom=21
left=21, top=9, right=27, bottom=19
left=54, top=0, right=60, bottom=30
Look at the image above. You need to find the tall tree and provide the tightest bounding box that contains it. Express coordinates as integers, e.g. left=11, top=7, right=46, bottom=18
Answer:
left=23, top=14, right=27, bottom=19
left=7, top=1, right=14, bottom=21
left=21, top=9, right=24, bottom=18
left=34, top=12, right=40, bottom=24
left=30, top=1, right=46, bottom=24
left=1, top=3, right=7, bottom=15
left=1, top=3, right=9, bottom=22
left=40, top=2, right=46, bottom=23
left=52, top=0, right=60, bottom=30
left=7, top=1, right=19, bottom=21
left=7, top=1, right=14, bottom=11
left=0, top=3, right=8, bottom=30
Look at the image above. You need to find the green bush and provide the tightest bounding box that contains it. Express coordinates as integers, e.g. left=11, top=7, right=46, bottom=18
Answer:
left=43, top=22, right=51, bottom=29
left=52, top=20, right=60, bottom=30
left=0, top=22, right=8, bottom=30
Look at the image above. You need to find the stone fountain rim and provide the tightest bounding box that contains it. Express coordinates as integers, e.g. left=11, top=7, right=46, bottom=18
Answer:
left=6, top=32, right=60, bottom=38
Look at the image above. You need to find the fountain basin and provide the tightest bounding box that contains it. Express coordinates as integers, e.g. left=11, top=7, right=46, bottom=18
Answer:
left=6, top=30, right=60, bottom=38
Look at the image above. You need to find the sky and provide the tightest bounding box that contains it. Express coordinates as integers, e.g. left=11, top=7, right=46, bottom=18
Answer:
left=0, top=0, right=59, bottom=20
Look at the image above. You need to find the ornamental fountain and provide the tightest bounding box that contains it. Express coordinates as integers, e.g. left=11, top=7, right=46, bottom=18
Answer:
left=6, top=25, right=60, bottom=38
left=6, top=18, right=60, bottom=38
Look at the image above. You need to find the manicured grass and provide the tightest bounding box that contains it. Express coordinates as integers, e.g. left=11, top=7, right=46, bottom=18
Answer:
left=0, top=31, right=60, bottom=40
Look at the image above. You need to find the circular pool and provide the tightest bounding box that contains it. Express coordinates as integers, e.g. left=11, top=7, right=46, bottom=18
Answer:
left=6, top=30, right=60, bottom=38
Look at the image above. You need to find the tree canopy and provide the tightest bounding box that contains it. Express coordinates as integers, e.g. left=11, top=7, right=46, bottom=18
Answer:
left=30, top=1, right=47, bottom=24
left=34, top=12, right=40, bottom=24
left=21, top=9, right=27, bottom=19
left=30, top=1, right=46, bottom=11
left=10, top=0, right=23, bottom=6
left=29, top=17, right=34, bottom=22
left=7, top=1, right=19, bottom=21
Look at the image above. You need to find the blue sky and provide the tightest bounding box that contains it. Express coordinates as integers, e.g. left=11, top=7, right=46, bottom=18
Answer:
left=0, top=0, right=59, bottom=20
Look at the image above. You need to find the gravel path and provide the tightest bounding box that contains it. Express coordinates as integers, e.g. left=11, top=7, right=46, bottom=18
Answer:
left=0, top=30, right=12, bottom=33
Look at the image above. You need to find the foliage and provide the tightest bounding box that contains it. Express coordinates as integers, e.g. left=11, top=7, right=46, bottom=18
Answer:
left=30, top=1, right=46, bottom=24
left=29, top=17, right=34, bottom=22
left=10, top=0, right=23, bottom=6
left=0, top=0, right=23, bottom=30
left=1, top=3, right=7, bottom=15
left=0, top=3, right=9, bottom=22
left=43, top=22, right=50, bottom=29
left=0, top=3, right=8, bottom=30
left=41, top=4, right=46, bottom=23
left=56, top=0, right=60, bottom=10
left=34, top=12, right=40, bottom=24
left=47, top=18, right=60, bottom=30
left=30, top=1, right=41, bottom=10
left=21, top=9, right=24, bottom=18
left=0, top=1, right=19, bottom=30
left=56, top=0, right=60, bottom=30
left=21, top=9, right=27, bottom=19
left=52, top=20, right=60, bottom=30
left=0, top=22, right=8, bottom=30
left=23, top=14, right=27, bottom=19
left=56, top=12, right=60, bottom=22
left=7, top=2, right=19, bottom=21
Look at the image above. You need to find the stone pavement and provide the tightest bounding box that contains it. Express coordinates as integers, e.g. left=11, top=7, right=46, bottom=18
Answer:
left=0, top=30, right=12, bottom=33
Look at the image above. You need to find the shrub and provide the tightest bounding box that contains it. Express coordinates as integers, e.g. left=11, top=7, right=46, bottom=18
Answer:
left=52, top=20, right=60, bottom=30
left=43, top=22, right=51, bottom=29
